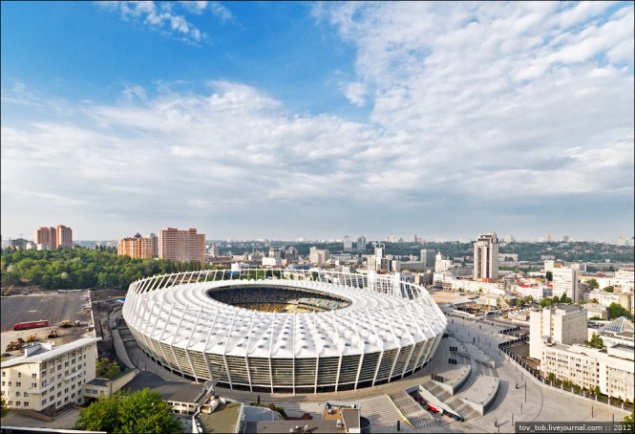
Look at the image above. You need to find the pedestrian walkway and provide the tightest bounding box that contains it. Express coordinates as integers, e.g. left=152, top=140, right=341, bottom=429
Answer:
left=388, top=390, right=436, bottom=429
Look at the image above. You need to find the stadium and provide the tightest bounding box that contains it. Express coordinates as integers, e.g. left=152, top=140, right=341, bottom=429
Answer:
left=122, top=269, right=447, bottom=393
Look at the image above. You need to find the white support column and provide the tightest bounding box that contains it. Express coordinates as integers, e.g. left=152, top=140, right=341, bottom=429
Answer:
left=268, top=312, right=277, bottom=393
left=202, top=309, right=221, bottom=380
left=244, top=311, right=257, bottom=392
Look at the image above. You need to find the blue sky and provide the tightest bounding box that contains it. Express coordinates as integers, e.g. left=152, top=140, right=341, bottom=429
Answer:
left=1, top=1, right=633, bottom=242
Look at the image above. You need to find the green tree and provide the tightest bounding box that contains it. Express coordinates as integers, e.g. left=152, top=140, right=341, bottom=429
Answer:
left=1, top=396, right=9, bottom=419
left=75, top=389, right=181, bottom=434
left=584, top=333, right=604, bottom=349
left=587, top=278, right=599, bottom=290
left=96, top=358, right=122, bottom=379
left=603, top=286, right=615, bottom=293
left=608, top=303, right=630, bottom=320
left=545, top=271, right=553, bottom=282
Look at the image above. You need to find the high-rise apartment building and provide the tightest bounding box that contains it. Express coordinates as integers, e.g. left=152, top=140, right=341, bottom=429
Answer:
left=56, top=225, right=73, bottom=249
left=473, top=232, right=499, bottom=281
left=420, top=249, right=435, bottom=269
left=34, top=225, right=72, bottom=249
left=342, top=236, right=353, bottom=252
left=117, top=233, right=158, bottom=259
left=529, top=304, right=588, bottom=359
left=552, top=267, right=579, bottom=301
left=357, top=236, right=367, bottom=252
left=158, top=227, right=205, bottom=265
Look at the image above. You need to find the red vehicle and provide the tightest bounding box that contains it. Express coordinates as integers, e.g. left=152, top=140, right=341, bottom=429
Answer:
left=13, top=320, right=49, bottom=331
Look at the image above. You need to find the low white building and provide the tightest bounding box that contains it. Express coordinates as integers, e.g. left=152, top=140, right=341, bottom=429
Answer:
left=1, top=337, right=100, bottom=413
left=515, top=284, right=551, bottom=301
left=541, top=343, right=634, bottom=402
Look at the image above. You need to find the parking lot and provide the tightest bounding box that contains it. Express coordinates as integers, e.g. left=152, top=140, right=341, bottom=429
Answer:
left=1, top=291, right=94, bottom=354
left=1, top=291, right=91, bottom=331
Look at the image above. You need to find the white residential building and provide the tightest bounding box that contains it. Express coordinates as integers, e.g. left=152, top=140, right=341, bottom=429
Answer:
left=1, top=337, right=100, bottom=413
left=552, top=267, right=578, bottom=301
left=541, top=343, right=634, bottom=401
left=530, top=304, right=587, bottom=359
left=308, top=247, right=330, bottom=265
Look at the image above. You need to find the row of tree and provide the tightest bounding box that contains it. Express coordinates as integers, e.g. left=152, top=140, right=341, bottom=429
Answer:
left=1, top=247, right=205, bottom=291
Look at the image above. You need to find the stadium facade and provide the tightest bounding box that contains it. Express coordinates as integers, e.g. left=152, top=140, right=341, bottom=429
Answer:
left=122, top=269, right=447, bottom=393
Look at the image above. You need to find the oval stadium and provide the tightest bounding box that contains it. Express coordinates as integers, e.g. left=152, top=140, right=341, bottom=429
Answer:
left=122, top=269, right=447, bottom=393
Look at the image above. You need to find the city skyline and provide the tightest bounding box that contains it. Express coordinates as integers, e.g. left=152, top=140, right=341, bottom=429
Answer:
left=1, top=2, right=633, bottom=241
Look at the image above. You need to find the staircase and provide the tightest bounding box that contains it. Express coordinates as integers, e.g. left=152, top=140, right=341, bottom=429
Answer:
left=388, top=390, right=436, bottom=429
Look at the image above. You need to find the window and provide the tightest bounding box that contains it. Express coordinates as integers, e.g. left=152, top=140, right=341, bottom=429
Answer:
left=24, top=402, right=29, bottom=407
left=57, top=392, right=61, bottom=398
left=16, top=382, right=21, bottom=387
left=16, top=392, right=21, bottom=397
left=1, top=381, right=4, bottom=387
left=24, top=392, right=28, bottom=397
left=1, top=372, right=5, bottom=377
left=7, top=401, right=12, bottom=406
left=64, top=397, right=68, bottom=403
left=17, top=372, right=21, bottom=378
left=15, top=401, right=21, bottom=407
left=71, top=393, right=75, bottom=399
left=32, top=373, right=37, bottom=379
left=42, top=399, right=46, bottom=405
left=7, top=381, right=11, bottom=386
left=31, top=382, right=37, bottom=388
left=65, top=362, right=69, bottom=367
left=42, top=370, right=47, bottom=376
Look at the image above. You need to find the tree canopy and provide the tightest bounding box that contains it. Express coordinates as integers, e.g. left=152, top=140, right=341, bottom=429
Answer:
left=584, top=333, right=604, bottom=349
left=96, top=358, right=123, bottom=379
left=75, top=388, right=182, bottom=434
left=1, top=247, right=203, bottom=291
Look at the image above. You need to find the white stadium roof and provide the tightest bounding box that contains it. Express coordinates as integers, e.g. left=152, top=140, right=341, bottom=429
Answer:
left=124, top=271, right=446, bottom=360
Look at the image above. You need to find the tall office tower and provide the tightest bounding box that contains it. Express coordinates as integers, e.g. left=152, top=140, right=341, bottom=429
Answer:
left=552, top=267, right=579, bottom=301
left=473, top=232, right=499, bottom=281
left=158, top=227, right=205, bottom=264
left=357, top=236, right=367, bottom=252
left=56, top=225, right=73, bottom=248
left=529, top=304, right=588, bottom=359
left=420, top=249, right=436, bottom=269
left=343, top=236, right=353, bottom=252
left=118, top=233, right=158, bottom=259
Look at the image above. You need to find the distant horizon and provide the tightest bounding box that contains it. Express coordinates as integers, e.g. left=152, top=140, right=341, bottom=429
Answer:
left=2, top=2, right=633, bottom=243
left=2, top=231, right=633, bottom=245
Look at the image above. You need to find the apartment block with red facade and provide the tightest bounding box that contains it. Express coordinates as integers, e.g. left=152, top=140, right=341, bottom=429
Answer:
left=34, top=225, right=72, bottom=249
left=117, top=233, right=158, bottom=259
left=158, top=227, right=205, bottom=265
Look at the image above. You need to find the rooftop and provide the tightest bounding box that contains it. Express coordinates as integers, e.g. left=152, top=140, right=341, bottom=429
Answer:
left=123, top=371, right=207, bottom=404
left=1, top=337, right=101, bottom=368
left=198, top=401, right=243, bottom=434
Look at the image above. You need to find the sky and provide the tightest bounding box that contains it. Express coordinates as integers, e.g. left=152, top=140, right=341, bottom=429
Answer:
left=1, top=1, right=634, bottom=242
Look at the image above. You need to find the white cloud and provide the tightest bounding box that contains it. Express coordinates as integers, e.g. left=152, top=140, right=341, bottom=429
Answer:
left=2, top=3, right=633, bottom=239
left=96, top=1, right=234, bottom=43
